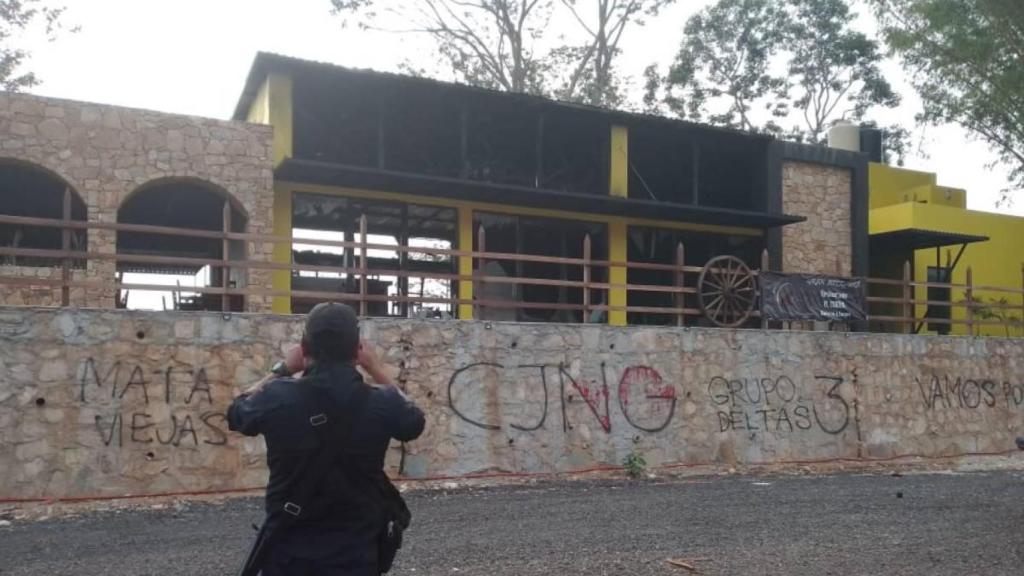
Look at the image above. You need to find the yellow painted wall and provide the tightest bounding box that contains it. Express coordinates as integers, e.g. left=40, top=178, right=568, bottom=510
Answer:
left=909, top=204, right=1024, bottom=337
left=870, top=163, right=967, bottom=209
left=246, top=80, right=270, bottom=124
left=869, top=164, right=1024, bottom=337
left=245, top=73, right=293, bottom=167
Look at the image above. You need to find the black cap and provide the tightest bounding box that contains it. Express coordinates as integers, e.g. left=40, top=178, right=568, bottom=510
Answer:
left=303, top=302, right=360, bottom=361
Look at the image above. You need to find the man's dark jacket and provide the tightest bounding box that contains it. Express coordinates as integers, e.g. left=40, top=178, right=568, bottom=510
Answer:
left=227, top=362, right=425, bottom=569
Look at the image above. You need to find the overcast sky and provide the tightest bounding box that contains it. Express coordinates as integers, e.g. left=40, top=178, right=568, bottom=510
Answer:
left=17, top=0, right=1024, bottom=216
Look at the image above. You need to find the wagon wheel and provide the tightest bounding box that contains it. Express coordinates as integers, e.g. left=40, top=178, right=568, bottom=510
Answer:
left=698, top=256, right=757, bottom=328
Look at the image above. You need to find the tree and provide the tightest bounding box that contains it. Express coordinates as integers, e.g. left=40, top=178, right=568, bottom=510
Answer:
left=649, top=0, right=786, bottom=130
left=784, top=0, right=900, bottom=143
left=650, top=0, right=900, bottom=145
left=332, top=0, right=553, bottom=95
left=329, top=0, right=674, bottom=107
left=872, top=0, right=1024, bottom=193
left=1, top=0, right=70, bottom=92
left=553, top=0, right=675, bottom=107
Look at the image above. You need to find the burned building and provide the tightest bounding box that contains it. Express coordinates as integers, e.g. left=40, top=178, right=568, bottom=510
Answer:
left=0, top=52, right=867, bottom=326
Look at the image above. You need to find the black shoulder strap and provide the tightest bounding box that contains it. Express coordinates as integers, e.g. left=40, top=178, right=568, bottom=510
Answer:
left=275, top=379, right=370, bottom=526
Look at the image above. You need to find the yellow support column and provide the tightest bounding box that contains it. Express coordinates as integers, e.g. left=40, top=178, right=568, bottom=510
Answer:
left=609, top=221, right=628, bottom=326
left=608, top=125, right=629, bottom=326
left=610, top=125, right=629, bottom=199
left=271, top=187, right=292, bottom=314
left=458, top=206, right=474, bottom=320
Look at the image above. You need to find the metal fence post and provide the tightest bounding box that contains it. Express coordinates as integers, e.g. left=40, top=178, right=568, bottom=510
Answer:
left=582, top=234, right=591, bottom=323
left=675, top=242, right=686, bottom=327
left=221, top=201, right=231, bottom=312
left=359, top=214, right=368, bottom=317
left=965, top=266, right=974, bottom=336
left=474, top=225, right=485, bottom=320
left=760, top=249, right=770, bottom=330
left=902, top=260, right=912, bottom=334
left=61, top=187, right=72, bottom=307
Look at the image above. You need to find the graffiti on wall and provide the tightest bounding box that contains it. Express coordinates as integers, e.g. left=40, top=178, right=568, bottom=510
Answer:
left=77, top=358, right=228, bottom=448
left=447, top=362, right=677, bottom=435
left=708, top=375, right=851, bottom=435
left=446, top=360, right=853, bottom=437
left=917, top=374, right=1024, bottom=411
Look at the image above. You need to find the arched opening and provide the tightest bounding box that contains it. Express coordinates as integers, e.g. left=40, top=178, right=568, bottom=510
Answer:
left=117, top=179, right=247, bottom=311
left=0, top=160, right=86, bottom=267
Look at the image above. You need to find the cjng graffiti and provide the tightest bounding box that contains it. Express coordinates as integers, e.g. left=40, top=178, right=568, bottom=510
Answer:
left=77, top=358, right=228, bottom=448
left=708, top=374, right=851, bottom=435
left=447, top=362, right=677, bottom=434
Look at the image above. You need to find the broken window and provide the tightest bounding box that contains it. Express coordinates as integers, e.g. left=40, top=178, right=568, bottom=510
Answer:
left=293, top=75, right=380, bottom=166
left=116, top=179, right=247, bottom=311
left=464, top=101, right=540, bottom=188
left=540, top=112, right=608, bottom=195
left=473, top=212, right=607, bottom=323
left=291, top=193, right=458, bottom=318
left=695, top=131, right=768, bottom=211
left=628, top=124, right=696, bottom=204
left=0, top=160, right=86, bottom=268
left=382, top=87, right=463, bottom=178
left=626, top=226, right=764, bottom=326
left=629, top=124, right=770, bottom=210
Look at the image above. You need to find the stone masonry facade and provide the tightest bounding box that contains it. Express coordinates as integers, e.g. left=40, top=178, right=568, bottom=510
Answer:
left=0, top=92, right=275, bottom=311
left=781, top=161, right=853, bottom=277
left=2, top=307, right=1022, bottom=500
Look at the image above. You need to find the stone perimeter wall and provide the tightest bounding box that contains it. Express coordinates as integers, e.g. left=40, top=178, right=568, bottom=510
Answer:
left=0, top=92, right=275, bottom=311
left=2, top=307, right=1022, bottom=500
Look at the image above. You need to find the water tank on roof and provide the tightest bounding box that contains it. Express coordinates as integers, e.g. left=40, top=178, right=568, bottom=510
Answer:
left=827, top=122, right=860, bottom=152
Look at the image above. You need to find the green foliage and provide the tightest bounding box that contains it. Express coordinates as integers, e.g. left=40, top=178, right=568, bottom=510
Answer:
left=0, top=0, right=71, bottom=92
left=649, top=0, right=901, bottom=147
left=872, top=0, right=1024, bottom=196
left=656, top=0, right=786, bottom=130
left=622, top=452, right=647, bottom=479
left=958, top=295, right=1023, bottom=337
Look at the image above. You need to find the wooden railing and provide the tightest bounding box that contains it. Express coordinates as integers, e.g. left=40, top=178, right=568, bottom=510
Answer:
left=1, top=212, right=1022, bottom=335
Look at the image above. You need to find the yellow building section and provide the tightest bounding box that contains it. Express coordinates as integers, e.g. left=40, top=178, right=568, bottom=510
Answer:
left=246, top=73, right=293, bottom=167
left=271, top=188, right=293, bottom=314
left=609, top=125, right=629, bottom=199
left=457, top=206, right=474, bottom=320
left=608, top=124, right=630, bottom=325
left=870, top=163, right=967, bottom=209
left=869, top=163, right=1024, bottom=337
left=271, top=181, right=763, bottom=318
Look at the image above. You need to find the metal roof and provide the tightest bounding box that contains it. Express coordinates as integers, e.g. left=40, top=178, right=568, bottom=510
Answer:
left=232, top=52, right=775, bottom=142
left=869, top=228, right=990, bottom=251
left=276, top=158, right=805, bottom=230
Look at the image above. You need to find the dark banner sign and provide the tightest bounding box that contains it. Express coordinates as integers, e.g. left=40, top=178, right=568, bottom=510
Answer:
left=760, top=272, right=867, bottom=322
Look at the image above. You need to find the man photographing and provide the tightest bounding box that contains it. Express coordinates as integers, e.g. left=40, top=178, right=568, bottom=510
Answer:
left=228, top=302, right=425, bottom=575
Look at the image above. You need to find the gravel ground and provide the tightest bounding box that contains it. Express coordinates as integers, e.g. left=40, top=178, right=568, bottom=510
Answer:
left=1, top=470, right=1023, bottom=575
